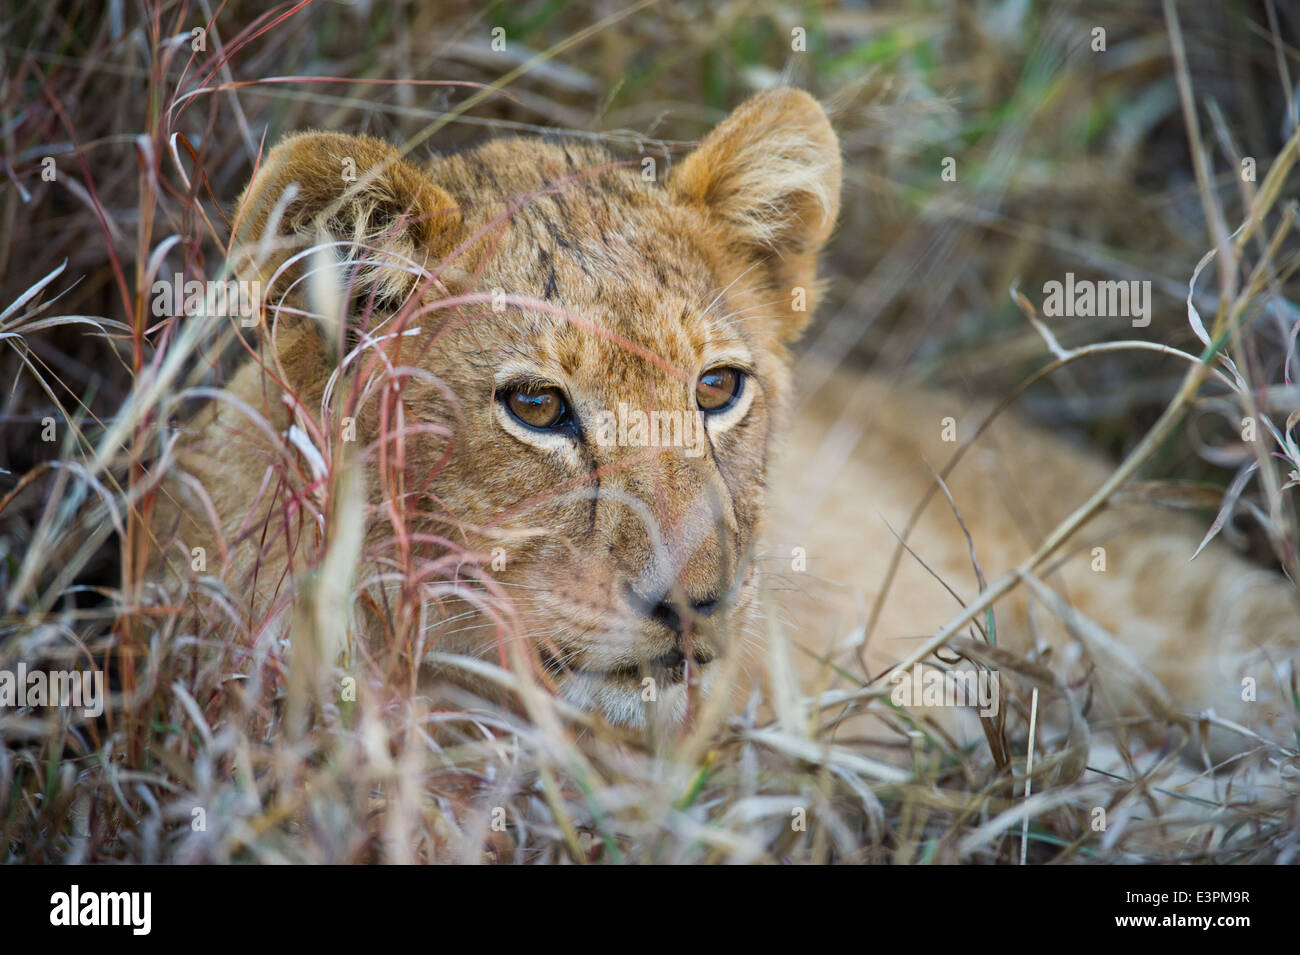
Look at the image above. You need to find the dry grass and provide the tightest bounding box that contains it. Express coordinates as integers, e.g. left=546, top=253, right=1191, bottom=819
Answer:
left=2, top=0, right=1299, bottom=864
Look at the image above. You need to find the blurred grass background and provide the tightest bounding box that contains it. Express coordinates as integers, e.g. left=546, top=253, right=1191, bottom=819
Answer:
left=2, top=0, right=1298, bottom=863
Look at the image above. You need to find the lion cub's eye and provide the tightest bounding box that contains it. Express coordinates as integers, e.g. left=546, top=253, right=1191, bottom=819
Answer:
left=696, top=367, right=744, bottom=413
left=503, top=385, right=571, bottom=430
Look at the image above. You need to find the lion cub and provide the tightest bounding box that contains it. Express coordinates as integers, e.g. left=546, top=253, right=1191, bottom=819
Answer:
left=154, top=89, right=1298, bottom=766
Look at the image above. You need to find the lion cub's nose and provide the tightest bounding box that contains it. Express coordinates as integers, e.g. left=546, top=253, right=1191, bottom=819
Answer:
left=645, top=592, right=719, bottom=634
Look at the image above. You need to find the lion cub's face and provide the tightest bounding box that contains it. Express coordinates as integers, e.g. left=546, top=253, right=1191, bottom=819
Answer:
left=237, top=90, right=841, bottom=725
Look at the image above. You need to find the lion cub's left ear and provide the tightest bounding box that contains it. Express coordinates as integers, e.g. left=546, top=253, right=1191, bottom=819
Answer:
left=670, top=88, right=841, bottom=337
left=232, top=132, right=465, bottom=317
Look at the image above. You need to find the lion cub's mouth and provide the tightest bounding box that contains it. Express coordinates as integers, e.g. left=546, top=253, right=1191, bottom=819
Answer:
left=545, top=648, right=715, bottom=686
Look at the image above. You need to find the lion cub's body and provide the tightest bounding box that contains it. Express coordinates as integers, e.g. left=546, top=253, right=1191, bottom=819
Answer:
left=157, top=90, right=1299, bottom=768
left=772, top=364, right=1298, bottom=762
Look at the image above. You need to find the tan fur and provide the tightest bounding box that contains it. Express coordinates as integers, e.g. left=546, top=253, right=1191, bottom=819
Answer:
left=153, top=89, right=1299, bottom=762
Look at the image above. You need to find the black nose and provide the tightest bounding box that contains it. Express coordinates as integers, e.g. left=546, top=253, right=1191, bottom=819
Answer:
left=646, top=593, right=719, bottom=633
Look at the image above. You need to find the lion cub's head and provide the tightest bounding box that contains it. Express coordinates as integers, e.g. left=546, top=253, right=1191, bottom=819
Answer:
left=229, top=89, right=840, bottom=725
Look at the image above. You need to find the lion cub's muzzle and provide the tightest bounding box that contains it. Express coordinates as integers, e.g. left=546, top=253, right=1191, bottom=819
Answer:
left=623, top=584, right=722, bottom=683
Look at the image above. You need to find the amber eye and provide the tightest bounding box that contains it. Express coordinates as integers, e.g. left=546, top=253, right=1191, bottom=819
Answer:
left=696, top=367, right=743, bottom=413
left=503, top=385, right=570, bottom=430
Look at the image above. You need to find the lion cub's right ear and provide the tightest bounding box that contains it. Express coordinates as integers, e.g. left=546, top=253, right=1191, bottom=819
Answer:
left=232, top=132, right=464, bottom=315
left=669, top=88, right=841, bottom=339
